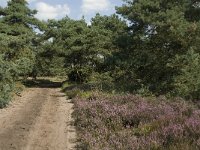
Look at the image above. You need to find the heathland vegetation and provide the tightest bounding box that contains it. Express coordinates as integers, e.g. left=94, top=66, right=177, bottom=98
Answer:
left=1, top=0, right=200, bottom=149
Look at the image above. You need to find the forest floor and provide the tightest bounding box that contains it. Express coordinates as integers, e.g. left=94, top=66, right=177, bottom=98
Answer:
left=0, top=86, right=76, bottom=150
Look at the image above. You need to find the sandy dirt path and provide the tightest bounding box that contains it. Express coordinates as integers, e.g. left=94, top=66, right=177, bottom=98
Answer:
left=0, top=88, right=76, bottom=150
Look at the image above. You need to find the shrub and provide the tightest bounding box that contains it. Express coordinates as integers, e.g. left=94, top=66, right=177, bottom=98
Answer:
left=68, top=68, right=92, bottom=83
left=65, top=89, right=82, bottom=99
left=73, top=93, right=200, bottom=149
left=0, top=55, right=17, bottom=108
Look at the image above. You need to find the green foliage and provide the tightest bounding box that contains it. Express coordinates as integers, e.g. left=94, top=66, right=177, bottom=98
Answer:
left=0, top=0, right=42, bottom=108
left=169, top=49, right=200, bottom=99
left=0, top=55, right=17, bottom=108
left=116, top=0, right=200, bottom=97
left=65, top=89, right=94, bottom=99
left=65, top=89, right=82, bottom=99
left=1, top=0, right=200, bottom=109
left=62, top=81, right=93, bottom=99
left=0, top=0, right=42, bottom=77
left=32, top=22, right=67, bottom=77
left=89, top=72, right=115, bottom=92
left=61, top=18, right=110, bottom=82
left=40, top=16, right=125, bottom=83
left=68, top=68, right=91, bottom=83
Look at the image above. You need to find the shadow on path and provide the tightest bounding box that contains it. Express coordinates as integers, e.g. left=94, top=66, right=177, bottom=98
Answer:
left=23, top=79, right=62, bottom=88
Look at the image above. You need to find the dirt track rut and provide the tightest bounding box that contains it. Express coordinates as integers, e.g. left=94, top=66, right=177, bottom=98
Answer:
left=0, top=88, right=76, bottom=150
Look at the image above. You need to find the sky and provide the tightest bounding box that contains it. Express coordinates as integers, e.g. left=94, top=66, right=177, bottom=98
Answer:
left=0, top=0, right=124, bottom=22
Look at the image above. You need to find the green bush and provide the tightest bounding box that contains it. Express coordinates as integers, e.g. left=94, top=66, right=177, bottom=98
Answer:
left=65, top=89, right=82, bottom=99
left=0, top=55, right=17, bottom=108
left=89, top=72, right=115, bottom=92
left=68, top=68, right=92, bottom=83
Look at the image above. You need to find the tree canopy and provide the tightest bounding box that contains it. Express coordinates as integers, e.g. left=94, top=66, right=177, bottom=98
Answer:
left=1, top=0, right=200, bottom=107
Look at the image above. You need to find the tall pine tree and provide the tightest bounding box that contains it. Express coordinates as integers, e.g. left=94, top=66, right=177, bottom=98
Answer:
left=0, top=0, right=42, bottom=76
left=116, top=0, right=200, bottom=96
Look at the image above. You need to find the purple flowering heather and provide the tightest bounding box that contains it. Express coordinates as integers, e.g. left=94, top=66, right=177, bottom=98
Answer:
left=72, top=93, right=200, bottom=149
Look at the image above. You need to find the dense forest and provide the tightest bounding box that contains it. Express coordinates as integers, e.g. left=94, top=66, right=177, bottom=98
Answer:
left=1, top=0, right=200, bottom=149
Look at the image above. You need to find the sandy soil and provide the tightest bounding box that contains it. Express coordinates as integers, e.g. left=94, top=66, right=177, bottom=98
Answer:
left=0, top=88, right=76, bottom=150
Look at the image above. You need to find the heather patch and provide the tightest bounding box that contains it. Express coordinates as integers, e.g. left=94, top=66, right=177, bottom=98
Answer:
left=73, top=94, right=200, bottom=149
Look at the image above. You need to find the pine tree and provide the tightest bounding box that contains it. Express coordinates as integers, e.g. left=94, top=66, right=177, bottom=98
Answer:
left=0, top=0, right=42, bottom=76
left=0, top=0, right=42, bottom=107
left=116, top=0, right=200, bottom=95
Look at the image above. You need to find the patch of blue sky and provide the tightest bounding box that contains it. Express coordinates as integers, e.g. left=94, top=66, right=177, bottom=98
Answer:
left=0, top=0, right=124, bottom=22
